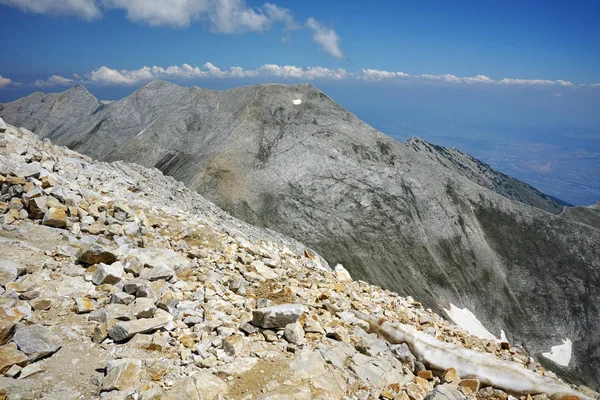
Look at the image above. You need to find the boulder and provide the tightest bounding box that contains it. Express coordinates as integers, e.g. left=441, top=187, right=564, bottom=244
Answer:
left=11, top=324, right=62, bottom=362
left=425, top=384, right=465, bottom=400
left=42, top=207, right=67, bottom=228
left=28, top=196, right=47, bottom=219
left=442, top=367, right=460, bottom=384
left=284, top=321, right=305, bottom=345
left=108, top=309, right=172, bottom=341
left=334, top=264, right=352, bottom=282
left=110, top=291, right=135, bottom=305
left=74, top=297, right=95, bottom=313
left=0, top=117, right=6, bottom=133
left=162, top=370, right=228, bottom=400
left=140, top=265, right=174, bottom=281
left=14, top=162, right=41, bottom=179
left=102, top=358, right=142, bottom=392
left=0, top=309, right=17, bottom=345
left=0, top=259, right=21, bottom=286
left=222, top=334, right=244, bottom=357
left=92, top=262, right=124, bottom=286
left=0, top=343, right=28, bottom=373
left=252, top=304, right=306, bottom=329
left=18, top=362, right=45, bottom=379
left=458, top=379, right=480, bottom=394
left=130, top=297, right=156, bottom=319
left=406, top=381, right=428, bottom=400
left=77, top=244, right=118, bottom=265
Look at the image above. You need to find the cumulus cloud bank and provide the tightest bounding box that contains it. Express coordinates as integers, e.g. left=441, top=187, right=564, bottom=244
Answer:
left=0, top=0, right=342, bottom=57
left=34, top=74, right=76, bottom=87
left=27, top=63, right=597, bottom=88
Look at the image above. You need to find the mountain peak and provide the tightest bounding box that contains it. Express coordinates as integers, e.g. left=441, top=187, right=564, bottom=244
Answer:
left=1, top=83, right=598, bottom=390
left=139, top=79, right=183, bottom=90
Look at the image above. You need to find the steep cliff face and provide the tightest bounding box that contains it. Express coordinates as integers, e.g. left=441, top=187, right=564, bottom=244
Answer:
left=1, top=81, right=599, bottom=389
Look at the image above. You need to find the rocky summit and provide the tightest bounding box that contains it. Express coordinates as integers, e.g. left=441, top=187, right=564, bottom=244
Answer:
left=1, top=123, right=598, bottom=399
left=1, top=82, right=599, bottom=389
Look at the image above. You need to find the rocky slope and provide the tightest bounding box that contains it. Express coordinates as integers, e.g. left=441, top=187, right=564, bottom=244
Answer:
left=560, top=203, right=600, bottom=230
left=1, top=83, right=599, bottom=390
left=1, top=122, right=598, bottom=399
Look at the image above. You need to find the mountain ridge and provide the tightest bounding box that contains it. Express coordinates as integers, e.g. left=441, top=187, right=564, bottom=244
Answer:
left=1, top=121, right=596, bottom=399
left=1, top=82, right=599, bottom=389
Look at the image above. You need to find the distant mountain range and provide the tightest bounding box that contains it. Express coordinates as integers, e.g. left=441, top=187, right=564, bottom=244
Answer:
left=2, top=81, right=599, bottom=389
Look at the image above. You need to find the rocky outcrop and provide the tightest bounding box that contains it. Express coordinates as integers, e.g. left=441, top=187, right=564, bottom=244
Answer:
left=1, top=83, right=599, bottom=389
left=0, top=123, right=596, bottom=399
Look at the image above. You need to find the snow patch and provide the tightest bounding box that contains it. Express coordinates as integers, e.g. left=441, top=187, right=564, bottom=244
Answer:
left=444, top=304, right=498, bottom=341
left=542, top=339, right=572, bottom=367
left=355, top=312, right=591, bottom=399
left=292, top=99, right=302, bottom=105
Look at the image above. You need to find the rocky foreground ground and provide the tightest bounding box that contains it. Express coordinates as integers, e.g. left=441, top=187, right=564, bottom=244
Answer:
left=0, top=122, right=597, bottom=399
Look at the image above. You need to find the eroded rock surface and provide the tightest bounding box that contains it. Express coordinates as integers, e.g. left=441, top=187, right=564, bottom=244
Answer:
left=0, top=123, right=597, bottom=399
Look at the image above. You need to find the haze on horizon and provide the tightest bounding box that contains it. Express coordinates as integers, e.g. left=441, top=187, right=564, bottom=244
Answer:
left=1, top=0, right=599, bottom=205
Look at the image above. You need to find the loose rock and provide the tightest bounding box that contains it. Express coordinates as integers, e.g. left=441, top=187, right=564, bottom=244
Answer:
left=252, top=304, right=306, bottom=329
left=102, top=358, right=141, bottom=392
left=78, top=244, right=118, bottom=265
left=11, top=324, right=62, bottom=362
left=0, top=343, right=28, bottom=374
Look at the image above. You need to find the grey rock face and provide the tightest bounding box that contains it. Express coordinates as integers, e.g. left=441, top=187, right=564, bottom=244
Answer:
left=12, top=324, right=62, bottom=362
left=2, top=81, right=599, bottom=389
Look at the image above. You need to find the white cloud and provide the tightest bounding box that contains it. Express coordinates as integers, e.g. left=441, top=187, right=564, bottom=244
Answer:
left=30, top=63, right=600, bottom=89
left=262, top=2, right=299, bottom=42
left=418, top=73, right=577, bottom=86
left=228, top=66, right=259, bottom=78
left=0, top=74, right=13, bottom=89
left=2, top=1, right=343, bottom=57
left=306, top=17, right=344, bottom=59
left=462, top=74, right=493, bottom=84
left=79, top=62, right=348, bottom=85
left=421, top=73, right=494, bottom=84
left=102, top=0, right=210, bottom=27
left=0, top=0, right=101, bottom=19
left=34, top=74, right=75, bottom=87
left=89, top=66, right=138, bottom=85
left=555, top=80, right=573, bottom=86
left=209, top=0, right=269, bottom=33
left=421, top=73, right=462, bottom=83
left=1, top=0, right=301, bottom=33
left=498, top=78, right=556, bottom=85
left=259, top=64, right=350, bottom=80
left=361, top=69, right=408, bottom=81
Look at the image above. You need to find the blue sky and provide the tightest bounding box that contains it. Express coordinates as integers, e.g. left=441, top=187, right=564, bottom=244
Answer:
left=1, top=0, right=599, bottom=89
left=0, top=0, right=599, bottom=205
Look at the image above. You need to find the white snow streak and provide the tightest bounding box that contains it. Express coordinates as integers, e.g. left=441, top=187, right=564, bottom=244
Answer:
left=443, top=304, right=499, bottom=341
left=135, top=118, right=158, bottom=137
